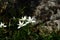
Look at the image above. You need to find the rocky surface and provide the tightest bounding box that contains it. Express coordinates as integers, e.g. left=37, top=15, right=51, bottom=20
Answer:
left=34, top=0, right=60, bottom=31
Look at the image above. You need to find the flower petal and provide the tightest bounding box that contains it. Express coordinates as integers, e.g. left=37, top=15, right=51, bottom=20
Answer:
left=32, top=21, right=36, bottom=23
left=3, top=25, right=7, bottom=27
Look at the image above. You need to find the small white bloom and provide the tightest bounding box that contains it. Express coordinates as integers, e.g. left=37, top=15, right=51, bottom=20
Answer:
left=0, top=22, right=4, bottom=26
left=20, top=16, right=27, bottom=21
left=17, top=20, right=26, bottom=29
left=0, top=22, right=7, bottom=28
left=18, top=21, right=24, bottom=26
left=17, top=16, right=36, bottom=29
left=3, top=25, right=7, bottom=27
left=18, top=26, right=21, bottom=29
left=27, top=16, right=36, bottom=23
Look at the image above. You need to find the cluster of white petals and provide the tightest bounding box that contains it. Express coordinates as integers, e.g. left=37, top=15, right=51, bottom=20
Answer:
left=17, top=16, right=36, bottom=29
left=27, top=16, right=36, bottom=23
left=19, top=16, right=27, bottom=21
left=0, top=16, right=36, bottom=29
left=0, top=22, right=7, bottom=28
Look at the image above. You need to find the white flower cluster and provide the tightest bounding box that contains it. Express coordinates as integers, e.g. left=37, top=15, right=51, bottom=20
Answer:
left=17, top=16, right=36, bottom=29
left=0, top=16, right=36, bottom=29
left=0, top=22, right=7, bottom=28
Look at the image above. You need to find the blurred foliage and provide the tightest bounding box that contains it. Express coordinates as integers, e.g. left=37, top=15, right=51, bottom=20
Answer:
left=0, top=0, right=40, bottom=23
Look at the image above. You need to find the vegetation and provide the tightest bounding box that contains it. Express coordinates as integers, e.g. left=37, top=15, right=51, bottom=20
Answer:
left=0, top=0, right=60, bottom=40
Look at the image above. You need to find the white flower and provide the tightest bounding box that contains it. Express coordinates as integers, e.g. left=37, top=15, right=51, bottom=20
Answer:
left=17, top=21, right=24, bottom=29
left=17, top=20, right=29, bottom=29
left=27, top=16, right=36, bottom=23
left=17, top=16, right=36, bottom=29
left=0, top=22, right=7, bottom=28
left=20, top=16, right=27, bottom=21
